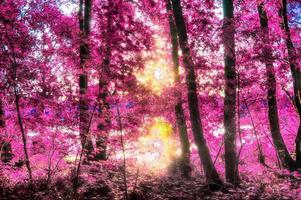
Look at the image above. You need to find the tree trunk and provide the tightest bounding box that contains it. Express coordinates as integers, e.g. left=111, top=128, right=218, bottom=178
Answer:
left=280, top=0, right=301, bottom=167
left=95, top=79, right=110, bottom=160
left=14, top=89, right=33, bottom=181
left=95, top=0, right=113, bottom=161
left=296, top=126, right=301, bottom=166
left=79, top=0, right=94, bottom=160
left=222, top=0, right=239, bottom=185
left=5, top=26, right=32, bottom=180
left=167, top=0, right=191, bottom=177
left=257, top=2, right=296, bottom=170
left=0, top=99, right=4, bottom=128
left=0, top=99, right=13, bottom=163
left=171, top=0, right=222, bottom=187
left=243, top=99, right=268, bottom=167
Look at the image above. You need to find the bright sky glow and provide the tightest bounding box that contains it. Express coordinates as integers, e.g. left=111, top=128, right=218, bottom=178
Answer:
left=112, top=117, right=179, bottom=174
left=136, top=117, right=178, bottom=172
left=59, top=1, right=77, bottom=16
left=135, top=58, right=174, bottom=94
left=135, top=37, right=174, bottom=94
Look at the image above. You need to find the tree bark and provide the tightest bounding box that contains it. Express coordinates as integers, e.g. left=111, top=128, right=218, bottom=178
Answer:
left=0, top=99, right=13, bottom=163
left=167, top=0, right=191, bottom=177
left=280, top=0, right=301, bottom=167
left=0, top=99, right=4, bottom=128
left=222, top=0, right=239, bottom=185
left=95, top=79, right=110, bottom=160
left=95, top=0, right=113, bottom=160
left=243, top=98, right=267, bottom=166
left=257, top=2, right=296, bottom=170
left=5, top=25, right=32, bottom=180
left=171, top=0, right=222, bottom=187
left=14, top=88, right=33, bottom=181
left=79, top=0, right=94, bottom=160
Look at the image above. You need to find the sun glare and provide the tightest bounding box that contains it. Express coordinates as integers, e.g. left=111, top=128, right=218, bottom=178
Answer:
left=135, top=118, right=178, bottom=172
left=135, top=59, right=174, bottom=94
left=112, top=117, right=179, bottom=173
left=135, top=37, right=174, bottom=94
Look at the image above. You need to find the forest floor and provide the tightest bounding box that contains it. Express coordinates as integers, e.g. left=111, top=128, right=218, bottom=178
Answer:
left=1, top=162, right=301, bottom=200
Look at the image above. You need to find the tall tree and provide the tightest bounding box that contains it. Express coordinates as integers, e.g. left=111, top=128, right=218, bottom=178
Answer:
left=171, top=0, right=222, bottom=187
left=166, top=0, right=191, bottom=177
left=280, top=0, right=301, bottom=167
left=13, top=75, right=33, bottom=181
left=222, top=0, right=239, bottom=185
left=3, top=17, right=33, bottom=180
left=95, top=0, right=113, bottom=161
left=79, top=0, right=94, bottom=160
left=257, top=1, right=296, bottom=170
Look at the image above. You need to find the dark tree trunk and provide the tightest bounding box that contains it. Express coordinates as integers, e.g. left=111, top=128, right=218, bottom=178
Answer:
left=280, top=0, right=301, bottom=167
left=296, top=125, right=301, bottom=166
left=5, top=26, right=32, bottom=180
left=171, top=0, right=222, bottom=187
left=95, top=0, right=113, bottom=161
left=95, top=79, right=110, bottom=160
left=0, top=99, right=13, bottom=163
left=257, top=3, right=296, bottom=170
left=79, top=0, right=94, bottom=160
left=222, top=0, right=239, bottom=185
left=14, top=88, right=32, bottom=181
left=243, top=99, right=268, bottom=167
left=0, top=100, right=4, bottom=128
left=167, top=0, right=191, bottom=177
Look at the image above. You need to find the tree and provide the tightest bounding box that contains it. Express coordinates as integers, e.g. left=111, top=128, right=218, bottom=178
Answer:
left=280, top=0, right=301, bottom=167
left=222, top=0, right=239, bottom=185
left=95, top=0, right=113, bottom=161
left=93, top=0, right=152, bottom=160
left=171, top=0, right=222, bottom=187
left=256, top=1, right=296, bottom=170
left=0, top=99, right=13, bottom=163
left=79, top=0, right=94, bottom=160
left=0, top=1, right=34, bottom=180
left=166, top=0, right=191, bottom=177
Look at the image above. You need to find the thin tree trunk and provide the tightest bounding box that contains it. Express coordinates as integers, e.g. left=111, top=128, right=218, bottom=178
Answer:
left=222, top=0, right=239, bottom=185
left=296, top=125, right=301, bottom=167
left=280, top=0, right=301, bottom=167
left=257, top=2, right=296, bottom=170
left=171, top=0, right=222, bottom=187
left=116, top=101, right=128, bottom=200
left=243, top=98, right=265, bottom=165
left=14, top=88, right=33, bottom=182
left=73, top=103, right=97, bottom=198
left=166, top=0, right=191, bottom=177
left=244, top=97, right=282, bottom=168
left=79, top=0, right=93, bottom=160
left=236, top=73, right=243, bottom=168
left=0, top=99, right=4, bottom=129
left=0, top=99, right=5, bottom=161
left=0, top=99, right=13, bottom=163
left=5, top=25, right=32, bottom=181
left=95, top=0, right=113, bottom=160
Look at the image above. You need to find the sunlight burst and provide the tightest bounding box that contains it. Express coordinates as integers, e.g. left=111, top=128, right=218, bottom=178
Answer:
left=135, top=37, right=174, bottom=94
left=135, top=59, right=174, bottom=94
left=136, top=117, right=178, bottom=172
